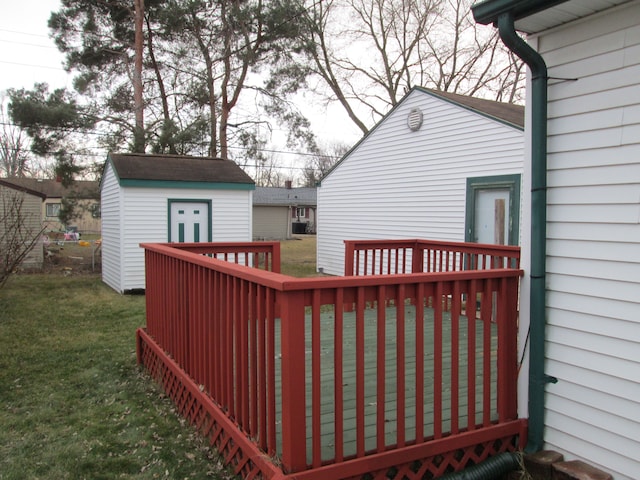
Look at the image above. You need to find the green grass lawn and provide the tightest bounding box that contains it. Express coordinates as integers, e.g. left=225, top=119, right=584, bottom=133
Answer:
left=0, top=276, right=236, bottom=480
left=279, top=235, right=319, bottom=277
left=0, top=236, right=318, bottom=479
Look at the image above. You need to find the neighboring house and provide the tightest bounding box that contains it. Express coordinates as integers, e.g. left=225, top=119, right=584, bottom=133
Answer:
left=317, top=86, right=525, bottom=275
left=472, top=1, right=639, bottom=478
left=0, top=179, right=45, bottom=270
left=252, top=182, right=317, bottom=240
left=101, top=153, right=254, bottom=293
left=0, top=177, right=101, bottom=234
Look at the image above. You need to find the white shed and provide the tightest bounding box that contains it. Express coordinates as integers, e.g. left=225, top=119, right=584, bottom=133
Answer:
left=473, top=1, right=640, bottom=478
left=101, top=153, right=254, bottom=293
left=317, top=87, right=525, bottom=275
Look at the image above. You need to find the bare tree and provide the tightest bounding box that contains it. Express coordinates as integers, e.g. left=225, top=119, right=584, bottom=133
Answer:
left=0, top=188, right=45, bottom=289
left=301, top=0, right=524, bottom=133
left=254, top=154, right=287, bottom=187
left=302, top=141, right=350, bottom=186
left=0, top=97, right=31, bottom=178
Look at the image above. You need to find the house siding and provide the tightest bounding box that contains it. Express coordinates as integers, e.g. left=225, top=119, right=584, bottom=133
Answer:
left=0, top=185, right=43, bottom=269
left=42, top=198, right=102, bottom=234
left=100, top=162, right=123, bottom=292
left=253, top=206, right=289, bottom=240
left=532, top=4, right=640, bottom=478
left=318, top=89, right=524, bottom=275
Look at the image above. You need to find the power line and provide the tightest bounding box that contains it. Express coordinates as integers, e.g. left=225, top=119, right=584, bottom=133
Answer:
left=0, top=28, right=50, bottom=39
left=0, top=121, right=341, bottom=160
left=0, top=60, right=67, bottom=71
left=0, top=38, right=59, bottom=50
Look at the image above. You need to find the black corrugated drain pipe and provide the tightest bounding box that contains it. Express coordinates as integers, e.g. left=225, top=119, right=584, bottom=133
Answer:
left=438, top=452, right=522, bottom=480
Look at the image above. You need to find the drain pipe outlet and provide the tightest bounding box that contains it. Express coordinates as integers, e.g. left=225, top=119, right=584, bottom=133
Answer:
left=439, top=452, right=521, bottom=480
left=495, top=12, right=555, bottom=453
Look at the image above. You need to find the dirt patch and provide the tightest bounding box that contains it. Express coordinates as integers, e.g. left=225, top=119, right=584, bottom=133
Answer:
left=43, top=235, right=102, bottom=276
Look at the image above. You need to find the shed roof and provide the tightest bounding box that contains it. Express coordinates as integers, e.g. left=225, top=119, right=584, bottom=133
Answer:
left=108, top=153, right=254, bottom=186
left=0, top=178, right=95, bottom=199
left=253, top=186, right=316, bottom=206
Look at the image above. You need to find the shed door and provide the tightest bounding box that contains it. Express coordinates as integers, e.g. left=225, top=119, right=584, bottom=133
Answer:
left=169, top=201, right=210, bottom=243
left=465, top=174, right=521, bottom=246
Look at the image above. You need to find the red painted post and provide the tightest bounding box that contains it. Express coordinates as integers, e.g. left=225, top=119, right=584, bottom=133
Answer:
left=451, top=281, right=461, bottom=434
left=412, top=240, right=424, bottom=274
left=271, top=241, right=281, bottom=273
left=433, top=281, right=443, bottom=439
left=414, top=282, right=425, bottom=443
left=497, top=275, right=519, bottom=421
left=280, top=290, right=308, bottom=473
left=481, top=279, right=493, bottom=427
left=311, top=289, right=322, bottom=468
left=266, top=288, right=277, bottom=455
left=396, top=283, right=406, bottom=447
left=467, top=279, right=477, bottom=431
left=356, top=286, right=366, bottom=456
left=344, top=241, right=354, bottom=276
left=334, top=288, right=345, bottom=462
left=376, top=285, right=386, bottom=452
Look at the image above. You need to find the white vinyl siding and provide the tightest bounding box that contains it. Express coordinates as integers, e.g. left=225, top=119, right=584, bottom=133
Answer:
left=210, top=189, right=253, bottom=242
left=100, top=162, right=124, bottom=292
left=118, top=187, right=251, bottom=292
left=318, top=89, right=524, bottom=275
left=531, top=4, right=640, bottom=479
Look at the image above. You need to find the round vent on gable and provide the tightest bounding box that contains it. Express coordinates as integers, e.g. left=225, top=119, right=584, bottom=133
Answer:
left=407, top=108, right=423, bottom=131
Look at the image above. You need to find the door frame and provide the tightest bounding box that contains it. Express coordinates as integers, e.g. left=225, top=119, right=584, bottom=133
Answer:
left=167, top=199, right=212, bottom=242
left=464, top=174, right=521, bottom=246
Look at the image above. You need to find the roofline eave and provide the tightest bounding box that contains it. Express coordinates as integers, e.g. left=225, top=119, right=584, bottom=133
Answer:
left=472, top=0, right=570, bottom=25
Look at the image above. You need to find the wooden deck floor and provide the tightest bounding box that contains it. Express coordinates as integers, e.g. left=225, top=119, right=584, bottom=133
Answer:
left=273, top=304, right=498, bottom=464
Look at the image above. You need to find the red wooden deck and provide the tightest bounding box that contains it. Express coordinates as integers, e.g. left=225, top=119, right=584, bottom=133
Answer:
left=137, top=240, right=526, bottom=479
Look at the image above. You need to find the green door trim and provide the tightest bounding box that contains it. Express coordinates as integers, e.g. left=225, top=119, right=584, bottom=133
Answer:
left=465, top=174, right=521, bottom=246
left=168, top=199, right=213, bottom=242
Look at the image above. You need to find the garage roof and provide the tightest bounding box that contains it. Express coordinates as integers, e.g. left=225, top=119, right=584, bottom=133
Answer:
left=253, top=186, right=316, bottom=206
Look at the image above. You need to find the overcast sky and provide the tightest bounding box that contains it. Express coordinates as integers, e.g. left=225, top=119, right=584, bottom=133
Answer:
left=0, top=0, right=72, bottom=95
left=0, top=0, right=361, bottom=164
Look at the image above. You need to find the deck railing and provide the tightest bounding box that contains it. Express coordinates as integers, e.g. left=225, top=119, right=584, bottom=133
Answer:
left=139, top=240, right=523, bottom=477
left=345, top=239, right=520, bottom=276
left=163, top=241, right=281, bottom=272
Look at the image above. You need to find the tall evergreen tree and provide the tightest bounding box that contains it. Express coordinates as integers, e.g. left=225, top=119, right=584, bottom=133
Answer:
left=8, top=84, right=95, bottom=185
left=45, top=0, right=316, bottom=161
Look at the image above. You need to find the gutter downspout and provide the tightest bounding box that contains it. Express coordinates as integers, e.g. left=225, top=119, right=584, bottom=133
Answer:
left=495, top=12, right=556, bottom=453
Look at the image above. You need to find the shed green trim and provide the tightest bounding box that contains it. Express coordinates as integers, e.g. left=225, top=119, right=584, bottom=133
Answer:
left=119, top=179, right=254, bottom=190
left=464, top=174, right=521, bottom=247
